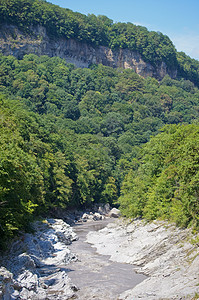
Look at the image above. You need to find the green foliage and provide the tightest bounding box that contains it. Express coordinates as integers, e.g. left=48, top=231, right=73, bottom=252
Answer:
left=0, top=0, right=177, bottom=68
left=177, top=52, right=199, bottom=87
left=118, top=124, right=199, bottom=228
left=0, top=97, right=43, bottom=240
left=0, top=52, right=199, bottom=245
left=1, top=0, right=199, bottom=86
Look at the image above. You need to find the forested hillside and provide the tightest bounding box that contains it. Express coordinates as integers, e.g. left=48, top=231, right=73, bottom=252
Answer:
left=0, top=52, right=199, bottom=245
left=119, top=124, right=199, bottom=228
left=0, top=0, right=177, bottom=67
left=1, top=0, right=199, bottom=86
left=0, top=0, right=199, bottom=246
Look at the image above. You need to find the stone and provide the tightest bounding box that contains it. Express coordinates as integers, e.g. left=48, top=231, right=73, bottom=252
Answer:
left=17, top=253, right=36, bottom=270
left=93, top=213, right=103, bottom=221
left=86, top=219, right=199, bottom=299
left=0, top=267, right=14, bottom=299
left=0, top=219, right=77, bottom=299
left=81, top=212, right=104, bottom=222
left=98, top=203, right=111, bottom=215
left=108, top=208, right=121, bottom=218
left=0, top=24, right=177, bottom=81
left=82, top=213, right=89, bottom=220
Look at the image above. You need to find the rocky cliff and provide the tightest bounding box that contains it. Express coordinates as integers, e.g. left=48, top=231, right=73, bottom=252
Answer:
left=0, top=23, right=177, bottom=80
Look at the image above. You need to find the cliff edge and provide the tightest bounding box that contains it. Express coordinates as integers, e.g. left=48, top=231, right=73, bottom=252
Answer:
left=0, top=23, right=177, bottom=80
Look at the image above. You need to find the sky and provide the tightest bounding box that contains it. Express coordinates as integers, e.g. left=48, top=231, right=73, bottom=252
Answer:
left=50, top=0, right=199, bottom=61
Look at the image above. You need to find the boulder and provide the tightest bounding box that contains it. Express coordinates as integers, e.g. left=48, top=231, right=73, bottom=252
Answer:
left=98, top=203, right=111, bottom=215
left=93, top=213, right=103, bottom=221
left=0, top=267, right=14, bottom=299
left=108, top=208, right=121, bottom=218
left=82, top=213, right=89, bottom=220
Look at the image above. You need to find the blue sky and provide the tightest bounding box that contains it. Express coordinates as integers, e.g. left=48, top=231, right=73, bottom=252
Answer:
left=50, top=0, right=199, bottom=61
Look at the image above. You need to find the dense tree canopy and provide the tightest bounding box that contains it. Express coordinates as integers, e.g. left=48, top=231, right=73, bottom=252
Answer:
left=0, top=0, right=177, bottom=68
left=0, top=51, right=199, bottom=245
left=1, top=0, right=199, bottom=86
left=177, top=52, right=199, bottom=87
left=118, top=124, right=199, bottom=229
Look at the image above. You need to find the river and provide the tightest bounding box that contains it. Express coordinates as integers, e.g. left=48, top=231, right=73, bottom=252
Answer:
left=0, top=217, right=198, bottom=299
left=67, top=219, right=146, bottom=299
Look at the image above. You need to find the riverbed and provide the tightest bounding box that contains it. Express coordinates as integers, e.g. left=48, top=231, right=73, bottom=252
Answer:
left=67, top=220, right=146, bottom=299
left=0, top=217, right=198, bottom=299
left=87, top=219, right=199, bottom=299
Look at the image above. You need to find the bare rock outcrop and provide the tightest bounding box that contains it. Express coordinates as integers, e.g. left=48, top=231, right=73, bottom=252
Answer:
left=0, top=23, right=177, bottom=80
left=0, top=219, right=78, bottom=299
left=86, top=219, right=199, bottom=299
left=0, top=267, right=14, bottom=300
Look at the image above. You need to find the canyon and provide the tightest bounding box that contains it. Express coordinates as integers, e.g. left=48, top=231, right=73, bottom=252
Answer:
left=1, top=215, right=199, bottom=299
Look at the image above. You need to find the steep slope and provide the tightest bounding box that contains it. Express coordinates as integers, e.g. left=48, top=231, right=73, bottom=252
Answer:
left=0, top=0, right=178, bottom=80
left=0, top=53, right=199, bottom=244
left=0, top=23, right=176, bottom=80
left=0, top=0, right=199, bottom=246
left=1, top=0, right=199, bottom=86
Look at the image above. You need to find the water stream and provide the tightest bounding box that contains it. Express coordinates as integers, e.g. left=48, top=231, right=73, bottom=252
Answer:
left=67, top=220, right=147, bottom=299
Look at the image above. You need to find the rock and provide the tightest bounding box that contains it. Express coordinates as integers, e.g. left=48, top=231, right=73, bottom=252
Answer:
left=0, top=219, right=77, bottom=299
left=0, top=23, right=177, bottom=80
left=81, top=213, right=94, bottom=222
left=0, top=267, right=14, bottom=299
left=93, top=213, right=103, bottom=221
left=47, top=218, right=78, bottom=244
left=44, top=270, right=74, bottom=300
left=98, top=203, right=111, bottom=215
left=82, top=213, right=89, bottom=220
left=86, top=219, right=199, bottom=299
left=81, top=212, right=105, bottom=222
left=71, top=284, right=79, bottom=292
left=17, top=253, right=36, bottom=270
left=30, top=255, right=45, bottom=268
left=108, top=208, right=121, bottom=218
left=17, top=270, right=38, bottom=291
left=12, top=280, right=22, bottom=291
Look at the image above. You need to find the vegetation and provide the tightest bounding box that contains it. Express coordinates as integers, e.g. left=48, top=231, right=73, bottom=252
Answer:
left=0, top=0, right=177, bottom=68
left=0, top=0, right=199, bottom=244
left=1, top=0, right=199, bottom=86
left=0, top=52, right=199, bottom=245
left=177, top=52, right=199, bottom=87
left=118, top=124, right=199, bottom=229
left=1, top=0, right=199, bottom=85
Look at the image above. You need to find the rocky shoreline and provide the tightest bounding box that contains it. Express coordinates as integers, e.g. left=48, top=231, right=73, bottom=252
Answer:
left=87, top=219, right=199, bottom=299
left=0, top=204, right=119, bottom=299
left=1, top=209, right=199, bottom=299
left=0, top=218, right=78, bottom=299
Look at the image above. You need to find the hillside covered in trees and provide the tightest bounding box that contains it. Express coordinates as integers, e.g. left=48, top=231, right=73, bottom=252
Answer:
left=0, top=0, right=199, bottom=246
left=0, top=53, right=199, bottom=245
left=0, top=0, right=177, bottom=67
left=119, top=124, right=199, bottom=228
left=0, top=0, right=199, bottom=86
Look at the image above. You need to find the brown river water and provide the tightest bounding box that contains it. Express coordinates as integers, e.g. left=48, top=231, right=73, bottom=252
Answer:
left=67, top=219, right=147, bottom=299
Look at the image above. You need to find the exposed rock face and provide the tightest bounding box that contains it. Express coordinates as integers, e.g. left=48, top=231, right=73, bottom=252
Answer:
left=0, top=23, right=177, bottom=80
left=0, top=267, right=14, bottom=300
left=0, top=219, right=78, bottom=300
left=87, top=219, right=199, bottom=299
